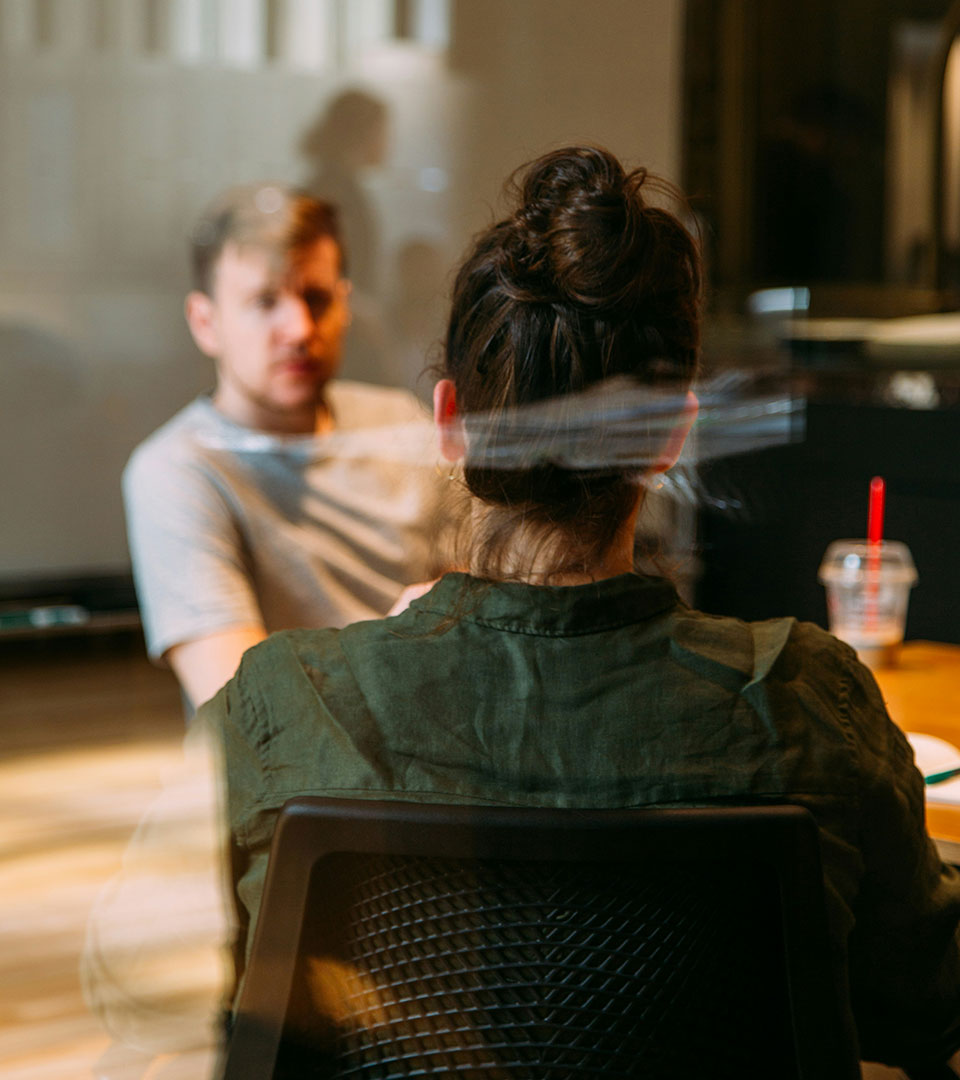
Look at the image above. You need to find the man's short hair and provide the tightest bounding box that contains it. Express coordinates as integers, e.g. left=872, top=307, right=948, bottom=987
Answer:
left=190, top=183, right=344, bottom=295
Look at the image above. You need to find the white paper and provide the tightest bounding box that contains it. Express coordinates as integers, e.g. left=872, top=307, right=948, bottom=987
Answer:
left=906, top=732, right=960, bottom=804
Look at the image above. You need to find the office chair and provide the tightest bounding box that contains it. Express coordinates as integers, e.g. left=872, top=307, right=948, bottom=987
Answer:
left=221, top=797, right=860, bottom=1080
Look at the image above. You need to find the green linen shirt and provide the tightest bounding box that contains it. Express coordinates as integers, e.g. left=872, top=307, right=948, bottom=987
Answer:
left=204, top=571, right=960, bottom=1067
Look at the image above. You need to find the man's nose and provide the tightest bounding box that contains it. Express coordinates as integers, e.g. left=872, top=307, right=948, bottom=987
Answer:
left=276, top=295, right=316, bottom=341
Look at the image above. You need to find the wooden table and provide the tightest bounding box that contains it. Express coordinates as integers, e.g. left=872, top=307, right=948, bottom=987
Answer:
left=872, top=641, right=960, bottom=843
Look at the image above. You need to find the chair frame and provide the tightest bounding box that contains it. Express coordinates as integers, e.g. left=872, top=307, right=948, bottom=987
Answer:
left=221, top=797, right=859, bottom=1080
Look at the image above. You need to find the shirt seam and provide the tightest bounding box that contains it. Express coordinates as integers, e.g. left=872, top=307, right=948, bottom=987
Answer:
left=239, top=782, right=859, bottom=814
left=234, top=674, right=275, bottom=844
left=431, top=596, right=678, bottom=638
left=833, top=657, right=864, bottom=834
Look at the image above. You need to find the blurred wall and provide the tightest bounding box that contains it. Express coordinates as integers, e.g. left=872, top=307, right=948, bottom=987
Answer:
left=448, top=0, right=684, bottom=239
left=0, top=0, right=683, bottom=583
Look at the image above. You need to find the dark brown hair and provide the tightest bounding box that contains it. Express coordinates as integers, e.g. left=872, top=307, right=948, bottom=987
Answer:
left=442, top=145, right=702, bottom=580
left=190, top=184, right=344, bottom=295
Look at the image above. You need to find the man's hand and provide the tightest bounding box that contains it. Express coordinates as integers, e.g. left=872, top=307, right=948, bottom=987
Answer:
left=166, top=626, right=267, bottom=710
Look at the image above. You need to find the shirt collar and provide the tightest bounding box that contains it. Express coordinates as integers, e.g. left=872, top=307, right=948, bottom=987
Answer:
left=410, top=571, right=679, bottom=637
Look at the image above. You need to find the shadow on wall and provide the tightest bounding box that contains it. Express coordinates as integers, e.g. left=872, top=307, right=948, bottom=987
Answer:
left=299, top=89, right=392, bottom=386
left=298, top=89, right=454, bottom=395
left=1, top=310, right=210, bottom=578
left=387, top=237, right=450, bottom=399
left=1, top=322, right=100, bottom=575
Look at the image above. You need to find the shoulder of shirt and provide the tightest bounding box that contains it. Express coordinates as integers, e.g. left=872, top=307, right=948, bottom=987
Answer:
left=124, top=396, right=218, bottom=480
left=243, top=626, right=351, bottom=671
left=238, top=620, right=402, bottom=686
left=670, top=606, right=857, bottom=690
left=781, top=617, right=857, bottom=662
left=327, top=379, right=429, bottom=427
left=779, top=619, right=888, bottom=714
left=231, top=627, right=345, bottom=713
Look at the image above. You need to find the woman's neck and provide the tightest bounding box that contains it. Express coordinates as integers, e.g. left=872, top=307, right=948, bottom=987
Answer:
left=467, top=496, right=641, bottom=586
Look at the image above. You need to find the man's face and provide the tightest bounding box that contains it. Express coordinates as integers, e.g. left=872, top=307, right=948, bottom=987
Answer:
left=186, top=236, right=349, bottom=432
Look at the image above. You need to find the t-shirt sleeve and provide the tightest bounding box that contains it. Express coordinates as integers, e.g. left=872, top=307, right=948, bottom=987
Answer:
left=123, top=444, right=265, bottom=660
left=841, top=650, right=960, bottom=1067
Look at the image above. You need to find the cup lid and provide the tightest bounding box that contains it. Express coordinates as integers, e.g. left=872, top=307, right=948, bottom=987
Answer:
left=818, top=539, right=917, bottom=585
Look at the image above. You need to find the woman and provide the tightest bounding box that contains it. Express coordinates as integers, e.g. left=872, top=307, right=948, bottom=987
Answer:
left=206, top=146, right=960, bottom=1070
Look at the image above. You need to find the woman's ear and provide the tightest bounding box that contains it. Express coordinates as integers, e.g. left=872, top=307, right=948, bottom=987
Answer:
left=433, top=379, right=466, bottom=462
left=653, top=390, right=698, bottom=473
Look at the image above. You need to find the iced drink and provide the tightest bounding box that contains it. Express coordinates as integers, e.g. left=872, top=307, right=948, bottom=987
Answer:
left=818, top=540, right=917, bottom=668
left=826, top=620, right=906, bottom=668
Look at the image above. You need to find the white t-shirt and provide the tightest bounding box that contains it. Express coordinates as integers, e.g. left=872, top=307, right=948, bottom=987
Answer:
left=123, top=381, right=455, bottom=660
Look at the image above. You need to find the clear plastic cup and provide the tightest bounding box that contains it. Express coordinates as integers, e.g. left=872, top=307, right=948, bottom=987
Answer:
left=818, top=540, right=917, bottom=668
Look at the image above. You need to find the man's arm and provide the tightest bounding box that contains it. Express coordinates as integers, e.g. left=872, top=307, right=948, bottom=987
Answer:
left=166, top=626, right=267, bottom=711
left=123, top=441, right=268, bottom=704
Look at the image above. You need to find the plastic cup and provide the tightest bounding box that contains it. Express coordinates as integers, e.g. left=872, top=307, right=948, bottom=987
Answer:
left=818, top=540, right=917, bottom=668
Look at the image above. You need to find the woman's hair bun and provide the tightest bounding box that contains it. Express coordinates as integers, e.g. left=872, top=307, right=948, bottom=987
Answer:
left=442, top=144, right=702, bottom=579
left=497, top=145, right=661, bottom=313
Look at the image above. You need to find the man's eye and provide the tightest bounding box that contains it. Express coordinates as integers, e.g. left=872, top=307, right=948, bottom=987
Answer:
left=303, top=290, right=333, bottom=318
left=254, top=292, right=278, bottom=310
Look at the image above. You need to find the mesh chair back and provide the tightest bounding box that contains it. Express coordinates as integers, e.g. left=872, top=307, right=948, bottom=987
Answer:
left=222, top=799, right=859, bottom=1080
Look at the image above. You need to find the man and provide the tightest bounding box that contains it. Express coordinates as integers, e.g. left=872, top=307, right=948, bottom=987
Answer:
left=124, top=184, right=450, bottom=708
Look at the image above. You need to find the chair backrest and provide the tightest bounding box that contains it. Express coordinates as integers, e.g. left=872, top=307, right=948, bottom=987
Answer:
left=221, top=798, right=859, bottom=1080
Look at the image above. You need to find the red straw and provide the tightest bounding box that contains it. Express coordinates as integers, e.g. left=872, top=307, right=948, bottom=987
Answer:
left=867, top=476, right=885, bottom=545
left=866, top=476, right=885, bottom=629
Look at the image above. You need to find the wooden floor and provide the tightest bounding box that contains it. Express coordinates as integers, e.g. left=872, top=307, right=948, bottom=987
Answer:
left=0, top=634, right=226, bottom=1080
